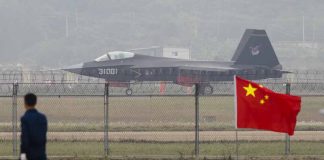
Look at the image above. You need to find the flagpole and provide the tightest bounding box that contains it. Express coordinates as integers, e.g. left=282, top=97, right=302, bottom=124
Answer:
left=235, top=130, right=239, bottom=160
left=234, top=75, right=239, bottom=160
left=234, top=75, right=238, bottom=129
left=285, top=134, right=290, bottom=155
left=285, top=82, right=291, bottom=155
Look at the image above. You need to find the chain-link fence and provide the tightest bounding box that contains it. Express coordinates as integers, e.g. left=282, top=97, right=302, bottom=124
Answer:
left=1, top=82, right=324, bottom=159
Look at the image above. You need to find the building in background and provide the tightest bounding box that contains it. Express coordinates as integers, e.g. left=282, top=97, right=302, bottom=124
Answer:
left=129, top=46, right=191, bottom=60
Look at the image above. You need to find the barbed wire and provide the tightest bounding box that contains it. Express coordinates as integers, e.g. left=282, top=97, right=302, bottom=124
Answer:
left=1, top=70, right=324, bottom=83
left=0, top=81, right=323, bottom=97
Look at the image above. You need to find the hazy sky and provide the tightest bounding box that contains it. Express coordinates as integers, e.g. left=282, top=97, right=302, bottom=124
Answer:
left=0, top=0, right=323, bottom=69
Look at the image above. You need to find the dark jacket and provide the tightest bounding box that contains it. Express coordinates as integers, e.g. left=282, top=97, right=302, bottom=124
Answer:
left=20, top=109, right=47, bottom=160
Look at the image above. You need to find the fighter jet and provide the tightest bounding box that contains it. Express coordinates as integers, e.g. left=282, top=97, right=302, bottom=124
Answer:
left=63, top=29, right=285, bottom=95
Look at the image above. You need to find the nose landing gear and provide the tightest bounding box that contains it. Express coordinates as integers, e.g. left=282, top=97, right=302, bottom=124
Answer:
left=199, top=84, right=214, bottom=95
left=125, top=88, right=133, bottom=96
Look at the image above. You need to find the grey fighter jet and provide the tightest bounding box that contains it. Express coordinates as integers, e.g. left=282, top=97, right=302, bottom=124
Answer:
left=63, top=29, right=285, bottom=95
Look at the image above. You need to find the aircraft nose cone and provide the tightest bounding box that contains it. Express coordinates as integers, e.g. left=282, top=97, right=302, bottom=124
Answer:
left=62, top=63, right=84, bottom=74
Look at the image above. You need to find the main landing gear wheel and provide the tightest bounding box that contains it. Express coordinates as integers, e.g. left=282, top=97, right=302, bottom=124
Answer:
left=200, top=84, right=213, bottom=95
left=125, top=88, right=133, bottom=96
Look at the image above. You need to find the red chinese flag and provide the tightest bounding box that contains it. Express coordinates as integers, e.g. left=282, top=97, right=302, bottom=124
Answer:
left=235, top=76, right=301, bottom=135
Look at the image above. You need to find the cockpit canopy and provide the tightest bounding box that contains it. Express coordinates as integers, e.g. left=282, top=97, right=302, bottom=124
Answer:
left=95, top=51, right=135, bottom=62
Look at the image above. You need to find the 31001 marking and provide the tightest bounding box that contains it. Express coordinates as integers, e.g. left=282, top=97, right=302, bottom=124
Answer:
left=98, top=68, right=118, bottom=75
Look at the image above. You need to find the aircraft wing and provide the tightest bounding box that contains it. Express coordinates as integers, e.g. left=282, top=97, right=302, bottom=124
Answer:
left=131, top=63, right=237, bottom=72
left=177, top=65, right=236, bottom=72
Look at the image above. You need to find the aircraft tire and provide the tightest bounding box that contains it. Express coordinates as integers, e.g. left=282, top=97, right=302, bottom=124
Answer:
left=201, top=84, right=213, bottom=95
left=126, top=88, right=133, bottom=96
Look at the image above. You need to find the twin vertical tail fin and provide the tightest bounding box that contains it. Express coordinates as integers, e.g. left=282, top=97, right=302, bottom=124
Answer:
left=231, top=29, right=282, bottom=70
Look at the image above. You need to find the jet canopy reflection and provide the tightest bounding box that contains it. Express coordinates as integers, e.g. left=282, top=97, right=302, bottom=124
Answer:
left=95, top=51, right=135, bottom=62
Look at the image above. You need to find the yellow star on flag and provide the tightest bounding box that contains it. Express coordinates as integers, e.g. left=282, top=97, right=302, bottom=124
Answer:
left=265, top=95, right=269, bottom=100
left=243, top=83, right=257, bottom=97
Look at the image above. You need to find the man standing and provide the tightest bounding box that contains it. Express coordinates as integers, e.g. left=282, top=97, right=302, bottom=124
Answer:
left=20, top=93, right=47, bottom=160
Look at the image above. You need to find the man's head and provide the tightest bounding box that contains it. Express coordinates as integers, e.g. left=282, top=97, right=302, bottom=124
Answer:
left=24, top=93, right=37, bottom=109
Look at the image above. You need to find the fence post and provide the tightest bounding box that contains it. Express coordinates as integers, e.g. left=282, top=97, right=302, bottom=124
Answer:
left=285, top=83, right=291, bottom=155
left=12, top=82, right=18, bottom=157
left=194, top=83, right=200, bottom=159
left=104, top=83, right=109, bottom=156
